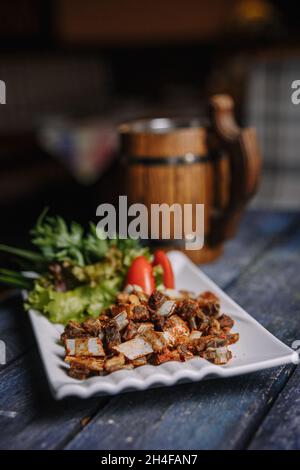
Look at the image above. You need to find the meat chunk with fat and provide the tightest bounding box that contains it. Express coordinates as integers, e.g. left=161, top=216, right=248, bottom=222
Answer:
left=104, top=354, right=126, bottom=373
left=202, top=346, right=232, bottom=365
left=162, top=314, right=190, bottom=346
left=140, top=329, right=169, bottom=352
left=65, top=356, right=105, bottom=372
left=197, top=291, right=221, bottom=317
left=64, top=337, right=105, bottom=356
left=218, top=314, right=234, bottom=331
left=105, top=320, right=122, bottom=350
left=132, top=305, right=150, bottom=321
left=62, top=320, right=87, bottom=339
left=82, top=318, right=103, bottom=337
left=113, top=336, right=153, bottom=360
left=148, top=290, right=166, bottom=310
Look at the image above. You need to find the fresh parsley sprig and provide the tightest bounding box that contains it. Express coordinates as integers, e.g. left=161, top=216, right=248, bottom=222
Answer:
left=30, top=208, right=86, bottom=266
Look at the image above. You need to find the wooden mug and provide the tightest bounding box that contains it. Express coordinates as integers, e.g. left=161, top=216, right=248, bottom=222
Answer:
left=119, top=94, right=261, bottom=263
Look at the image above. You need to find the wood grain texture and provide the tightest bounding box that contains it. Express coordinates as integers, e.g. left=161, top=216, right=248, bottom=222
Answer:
left=249, top=364, right=300, bottom=450
left=122, top=101, right=261, bottom=265
left=202, top=210, right=298, bottom=286
left=123, top=122, right=215, bottom=264
left=0, top=294, right=33, bottom=367
left=0, top=350, right=107, bottom=450
left=0, top=210, right=299, bottom=450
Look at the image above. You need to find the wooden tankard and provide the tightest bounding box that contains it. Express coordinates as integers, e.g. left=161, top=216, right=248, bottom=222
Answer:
left=119, top=95, right=261, bottom=263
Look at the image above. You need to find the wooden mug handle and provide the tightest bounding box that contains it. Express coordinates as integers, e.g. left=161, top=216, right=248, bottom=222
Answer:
left=209, top=94, right=262, bottom=241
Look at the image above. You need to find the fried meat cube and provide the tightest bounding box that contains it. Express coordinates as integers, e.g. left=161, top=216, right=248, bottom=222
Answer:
left=218, top=314, right=234, bottom=331
left=122, top=321, right=140, bottom=341
left=82, top=318, right=103, bottom=337
left=104, top=354, right=126, bottom=373
left=128, top=294, right=140, bottom=305
left=65, top=337, right=105, bottom=356
left=152, top=349, right=181, bottom=365
left=187, top=330, right=203, bottom=341
left=110, top=304, right=128, bottom=317
left=177, top=344, right=194, bottom=361
left=205, top=336, right=228, bottom=349
left=62, top=320, right=87, bottom=339
left=130, top=356, right=148, bottom=367
left=148, top=290, right=166, bottom=310
left=175, top=299, right=201, bottom=330
left=208, top=318, right=221, bottom=335
left=105, top=320, right=122, bottom=349
left=140, top=329, right=169, bottom=352
left=131, top=305, right=150, bottom=321
left=197, top=291, right=221, bottom=317
left=179, top=290, right=196, bottom=299
left=161, top=288, right=184, bottom=299
left=226, top=332, right=239, bottom=344
left=116, top=291, right=130, bottom=304
left=124, top=285, right=149, bottom=304
left=68, top=365, right=91, bottom=380
left=156, top=300, right=177, bottom=317
left=113, top=336, right=153, bottom=360
left=186, top=334, right=226, bottom=354
left=113, top=311, right=129, bottom=331
left=137, top=322, right=154, bottom=334
left=123, top=321, right=154, bottom=342
left=65, top=355, right=105, bottom=373
left=177, top=298, right=212, bottom=331
left=201, top=346, right=232, bottom=365
left=162, top=314, right=190, bottom=346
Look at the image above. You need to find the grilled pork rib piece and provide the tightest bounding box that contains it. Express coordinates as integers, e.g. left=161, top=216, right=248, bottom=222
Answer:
left=62, top=287, right=239, bottom=379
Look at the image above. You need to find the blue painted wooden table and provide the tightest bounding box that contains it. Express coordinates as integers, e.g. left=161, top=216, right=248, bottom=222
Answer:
left=0, top=210, right=299, bottom=450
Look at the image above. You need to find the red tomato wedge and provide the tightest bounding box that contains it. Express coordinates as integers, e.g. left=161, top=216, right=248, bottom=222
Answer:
left=126, top=256, right=155, bottom=295
left=152, top=250, right=175, bottom=289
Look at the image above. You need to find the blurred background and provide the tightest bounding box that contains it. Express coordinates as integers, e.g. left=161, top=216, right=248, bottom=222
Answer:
left=1, top=0, right=300, bottom=245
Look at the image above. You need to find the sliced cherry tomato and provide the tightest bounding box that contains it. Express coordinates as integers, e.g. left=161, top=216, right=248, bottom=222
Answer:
left=126, top=256, right=155, bottom=295
left=152, top=250, right=175, bottom=289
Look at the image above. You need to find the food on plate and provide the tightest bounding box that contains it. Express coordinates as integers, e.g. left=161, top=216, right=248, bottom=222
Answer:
left=0, top=209, right=239, bottom=380
left=61, top=287, right=239, bottom=379
left=0, top=210, right=172, bottom=324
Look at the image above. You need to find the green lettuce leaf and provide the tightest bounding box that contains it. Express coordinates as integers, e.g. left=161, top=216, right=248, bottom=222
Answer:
left=26, top=277, right=121, bottom=324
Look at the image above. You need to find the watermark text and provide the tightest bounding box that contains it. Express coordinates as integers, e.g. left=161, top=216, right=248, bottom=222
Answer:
left=96, top=196, right=204, bottom=250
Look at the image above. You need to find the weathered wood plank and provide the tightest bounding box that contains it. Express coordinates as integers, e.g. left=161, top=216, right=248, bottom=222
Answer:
left=0, top=350, right=107, bottom=450
left=0, top=294, right=33, bottom=366
left=249, top=358, right=300, bottom=449
left=0, top=352, right=46, bottom=445
left=65, top=217, right=300, bottom=450
left=0, top=210, right=298, bottom=450
left=202, top=210, right=298, bottom=286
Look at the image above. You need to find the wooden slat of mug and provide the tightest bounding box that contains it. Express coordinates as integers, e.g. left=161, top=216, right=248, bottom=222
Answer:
left=122, top=118, right=224, bottom=263
left=127, top=162, right=214, bottom=262
left=127, top=162, right=209, bottom=238
left=120, top=126, right=208, bottom=158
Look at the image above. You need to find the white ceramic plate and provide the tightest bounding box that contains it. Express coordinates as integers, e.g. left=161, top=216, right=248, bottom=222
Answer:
left=27, top=251, right=299, bottom=400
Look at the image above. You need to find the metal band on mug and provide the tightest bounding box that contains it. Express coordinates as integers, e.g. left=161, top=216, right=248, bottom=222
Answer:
left=122, top=151, right=226, bottom=166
